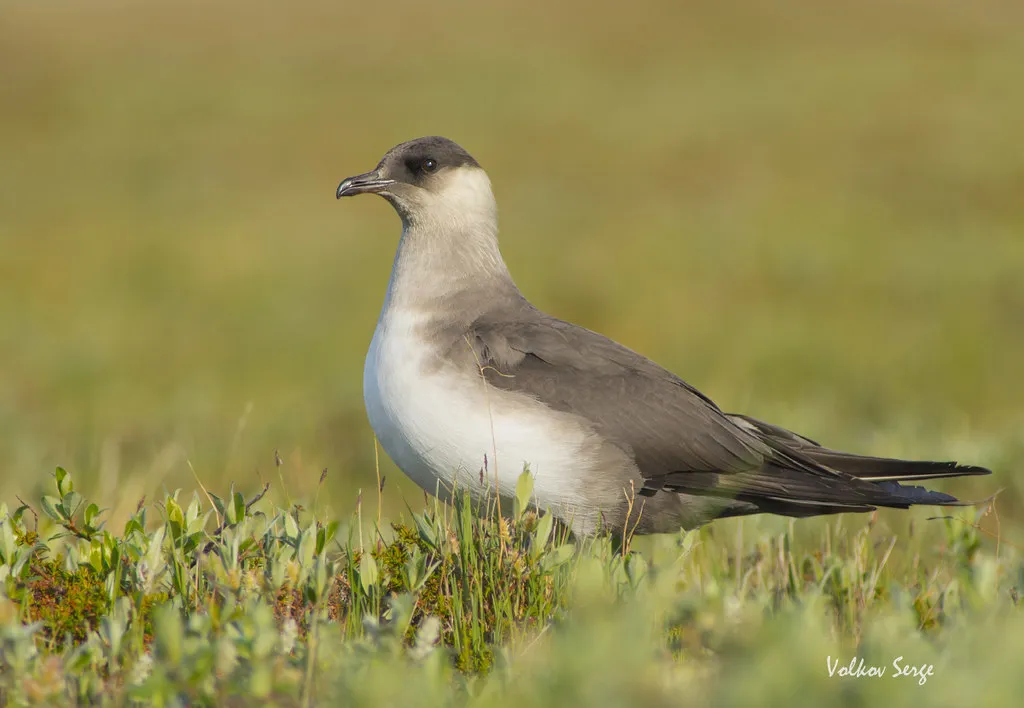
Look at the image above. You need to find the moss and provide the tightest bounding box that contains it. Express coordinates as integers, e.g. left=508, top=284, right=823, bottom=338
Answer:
left=373, top=526, right=414, bottom=596
left=455, top=642, right=493, bottom=674
left=23, top=559, right=109, bottom=647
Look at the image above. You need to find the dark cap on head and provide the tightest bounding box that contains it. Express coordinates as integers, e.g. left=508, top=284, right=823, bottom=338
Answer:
left=337, top=137, right=480, bottom=199
left=384, top=136, right=480, bottom=171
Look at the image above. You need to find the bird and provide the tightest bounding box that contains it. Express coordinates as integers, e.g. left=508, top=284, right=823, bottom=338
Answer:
left=335, top=136, right=991, bottom=536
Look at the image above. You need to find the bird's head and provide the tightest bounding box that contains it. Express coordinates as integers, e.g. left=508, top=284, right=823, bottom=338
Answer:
left=336, top=136, right=495, bottom=229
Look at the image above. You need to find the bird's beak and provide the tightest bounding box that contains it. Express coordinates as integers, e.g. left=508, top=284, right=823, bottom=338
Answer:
left=336, top=169, right=395, bottom=199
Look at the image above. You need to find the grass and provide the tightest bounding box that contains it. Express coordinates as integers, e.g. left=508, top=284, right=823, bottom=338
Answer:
left=1, top=468, right=1021, bottom=706
left=1, top=0, right=1023, bottom=703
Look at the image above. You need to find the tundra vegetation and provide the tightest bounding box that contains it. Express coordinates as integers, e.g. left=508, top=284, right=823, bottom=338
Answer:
left=1, top=466, right=1021, bottom=705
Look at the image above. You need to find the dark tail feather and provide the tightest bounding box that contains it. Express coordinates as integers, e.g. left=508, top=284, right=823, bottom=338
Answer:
left=640, top=456, right=991, bottom=520
left=641, top=413, right=992, bottom=519
left=725, top=413, right=992, bottom=483
left=803, top=450, right=992, bottom=483
left=726, top=481, right=996, bottom=520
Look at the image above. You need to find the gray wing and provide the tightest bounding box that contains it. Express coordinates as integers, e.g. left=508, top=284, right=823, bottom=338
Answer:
left=469, top=310, right=770, bottom=477
left=464, top=308, right=987, bottom=515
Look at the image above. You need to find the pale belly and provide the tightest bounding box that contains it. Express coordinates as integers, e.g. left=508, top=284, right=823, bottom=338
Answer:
left=362, top=311, right=597, bottom=520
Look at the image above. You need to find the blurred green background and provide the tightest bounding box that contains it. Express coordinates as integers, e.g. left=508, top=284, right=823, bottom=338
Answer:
left=1, top=0, right=1021, bottom=527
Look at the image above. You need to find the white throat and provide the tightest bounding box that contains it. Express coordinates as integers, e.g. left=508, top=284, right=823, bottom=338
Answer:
left=380, top=167, right=516, bottom=315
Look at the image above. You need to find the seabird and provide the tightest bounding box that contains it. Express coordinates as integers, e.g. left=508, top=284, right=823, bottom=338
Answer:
left=336, top=136, right=991, bottom=536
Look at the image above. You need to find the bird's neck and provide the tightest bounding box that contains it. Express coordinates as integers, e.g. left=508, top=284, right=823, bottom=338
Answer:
left=382, top=222, right=519, bottom=320
left=381, top=176, right=520, bottom=322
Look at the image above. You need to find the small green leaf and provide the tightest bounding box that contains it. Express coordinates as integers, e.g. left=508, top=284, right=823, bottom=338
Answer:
left=532, top=512, right=555, bottom=559
left=678, top=529, right=698, bottom=558
left=55, top=466, right=71, bottom=496
left=187, top=510, right=211, bottom=536
left=88, top=542, right=104, bottom=573
left=626, top=552, right=648, bottom=588
left=297, top=530, right=316, bottom=569
left=283, top=512, right=299, bottom=539
left=146, top=526, right=167, bottom=576
left=61, top=491, right=84, bottom=521
left=83, top=503, right=100, bottom=527
left=0, top=521, right=14, bottom=564
left=123, top=515, right=144, bottom=538
left=41, top=495, right=65, bottom=522
left=315, top=520, right=340, bottom=555
left=413, top=512, right=438, bottom=550
left=514, top=466, right=534, bottom=522
left=541, top=543, right=576, bottom=572
left=405, top=549, right=438, bottom=593
left=360, top=551, right=379, bottom=592
left=166, top=498, right=185, bottom=528
left=209, top=492, right=226, bottom=518
left=185, top=496, right=202, bottom=524
left=311, top=557, right=331, bottom=602
left=231, top=491, right=245, bottom=525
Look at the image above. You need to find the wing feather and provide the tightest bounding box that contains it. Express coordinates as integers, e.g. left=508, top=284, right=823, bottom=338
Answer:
left=461, top=305, right=988, bottom=515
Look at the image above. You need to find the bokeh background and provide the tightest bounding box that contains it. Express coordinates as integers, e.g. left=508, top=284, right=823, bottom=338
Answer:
left=2, top=0, right=1022, bottom=529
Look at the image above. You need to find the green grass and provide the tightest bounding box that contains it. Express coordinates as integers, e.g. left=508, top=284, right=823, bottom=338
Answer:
left=1, top=468, right=1021, bottom=706
left=1, top=0, right=1023, bottom=703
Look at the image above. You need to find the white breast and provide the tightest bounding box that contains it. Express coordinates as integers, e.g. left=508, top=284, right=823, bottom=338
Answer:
left=363, top=307, right=597, bottom=521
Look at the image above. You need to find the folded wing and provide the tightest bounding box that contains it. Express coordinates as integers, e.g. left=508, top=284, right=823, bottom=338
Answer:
left=466, top=305, right=989, bottom=519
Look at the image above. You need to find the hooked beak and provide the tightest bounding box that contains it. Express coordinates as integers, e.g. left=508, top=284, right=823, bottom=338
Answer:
left=336, top=169, right=395, bottom=199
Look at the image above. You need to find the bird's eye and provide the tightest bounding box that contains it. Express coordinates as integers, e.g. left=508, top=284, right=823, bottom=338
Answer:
left=421, top=158, right=438, bottom=173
